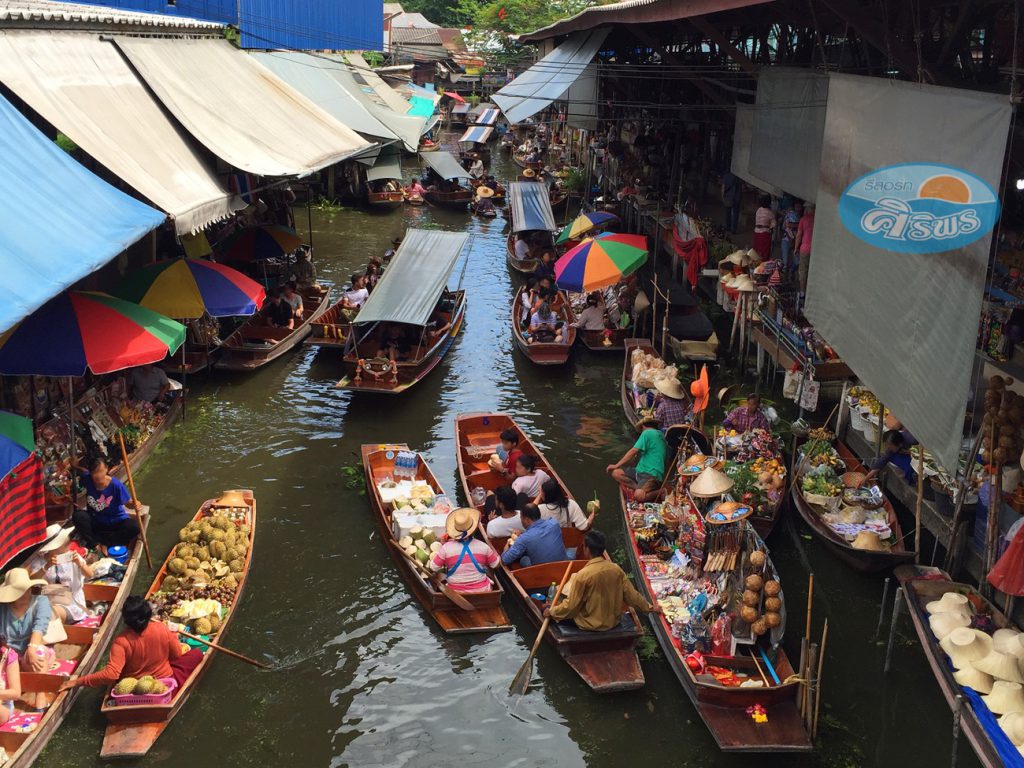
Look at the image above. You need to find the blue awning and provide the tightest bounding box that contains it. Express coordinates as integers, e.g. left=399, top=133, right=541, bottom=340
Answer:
left=508, top=182, right=556, bottom=232
left=458, top=125, right=494, bottom=144
left=0, top=93, right=165, bottom=334
left=472, top=108, right=499, bottom=126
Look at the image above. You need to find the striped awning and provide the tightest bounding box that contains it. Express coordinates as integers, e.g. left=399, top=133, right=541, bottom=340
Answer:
left=508, top=181, right=556, bottom=232
left=457, top=125, right=494, bottom=144
left=472, top=108, right=499, bottom=125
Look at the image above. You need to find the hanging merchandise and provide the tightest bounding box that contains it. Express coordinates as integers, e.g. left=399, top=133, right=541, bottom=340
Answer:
left=783, top=366, right=801, bottom=401
left=800, top=371, right=820, bottom=412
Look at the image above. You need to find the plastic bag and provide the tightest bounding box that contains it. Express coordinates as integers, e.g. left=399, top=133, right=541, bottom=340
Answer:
left=711, top=613, right=732, bottom=656
left=800, top=374, right=820, bottom=411
left=783, top=368, right=800, bottom=400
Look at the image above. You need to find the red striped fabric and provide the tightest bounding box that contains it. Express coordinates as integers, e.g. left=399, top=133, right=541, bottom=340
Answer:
left=0, top=454, right=47, bottom=568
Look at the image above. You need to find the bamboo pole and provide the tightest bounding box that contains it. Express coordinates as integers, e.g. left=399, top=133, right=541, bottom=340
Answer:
left=117, top=433, right=152, bottom=569
left=804, top=642, right=819, bottom=733
left=812, top=619, right=829, bottom=740
left=800, top=572, right=814, bottom=717
left=915, top=447, right=925, bottom=563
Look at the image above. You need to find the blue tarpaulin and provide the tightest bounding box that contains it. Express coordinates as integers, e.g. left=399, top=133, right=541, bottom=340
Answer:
left=408, top=95, right=435, bottom=118
left=0, top=93, right=165, bottom=334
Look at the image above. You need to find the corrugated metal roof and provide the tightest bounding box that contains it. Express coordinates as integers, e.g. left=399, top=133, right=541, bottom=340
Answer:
left=0, top=0, right=222, bottom=29
left=389, top=11, right=437, bottom=28
left=390, top=26, right=442, bottom=45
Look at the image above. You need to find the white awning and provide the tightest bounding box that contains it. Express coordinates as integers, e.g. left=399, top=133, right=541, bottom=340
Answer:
left=346, top=52, right=413, bottom=115
left=493, top=28, right=610, bottom=125
left=0, top=31, right=241, bottom=234
left=365, top=149, right=403, bottom=182
left=115, top=37, right=372, bottom=178
left=458, top=125, right=494, bottom=144
left=421, top=151, right=469, bottom=179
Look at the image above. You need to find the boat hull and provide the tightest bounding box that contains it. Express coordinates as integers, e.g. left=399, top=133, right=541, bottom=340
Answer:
left=511, top=294, right=575, bottom=366
left=215, top=289, right=332, bottom=371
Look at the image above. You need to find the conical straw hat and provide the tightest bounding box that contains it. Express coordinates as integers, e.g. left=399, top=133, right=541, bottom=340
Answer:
left=994, top=628, right=1024, bottom=657
left=850, top=531, right=890, bottom=552
left=941, top=627, right=993, bottom=669
left=974, top=649, right=1024, bottom=684
left=926, top=592, right=971, bottom=617
left=954, top=665, right=994, bottom=694
left=689, top=467, right=733, bottom=498
left=983, top=681, right=1024, bottom=715
left=929, top=611, right=971, bottom=640
left=720, top=274, right=736, bottom=287
left=1000, top=712, right=1024, bottom=746
left=732, top=275, right=756, bottom=293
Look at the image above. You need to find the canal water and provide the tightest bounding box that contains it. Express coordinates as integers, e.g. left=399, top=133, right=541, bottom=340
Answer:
left=44, top=145, right=979, bottom=768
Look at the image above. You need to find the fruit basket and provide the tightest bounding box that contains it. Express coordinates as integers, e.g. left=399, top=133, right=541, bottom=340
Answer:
left=109, top=677, right=177, bottom=706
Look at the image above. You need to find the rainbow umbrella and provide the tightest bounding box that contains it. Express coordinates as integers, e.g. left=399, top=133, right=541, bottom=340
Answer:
left=555, top=211, right=620, bottom=245
left=554, top=233, right=649, bottom=293
left=217, top=225, right=303, bottom=262
left=115, top=258, right=266, bottom=319
left=0, top=292, right=185, bottom=376
left=0, top=411, right=34, bottom=479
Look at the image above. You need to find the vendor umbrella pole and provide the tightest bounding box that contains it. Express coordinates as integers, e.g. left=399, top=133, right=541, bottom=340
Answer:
left=66, top=376, right=75, bottom=485
left=983, top=461, right=1001, bottom=597
left=117, top=433, right=152, bottom=569
left=884, top=586, right=904, bottom=674
left=915, top=448, right=925, bottom=563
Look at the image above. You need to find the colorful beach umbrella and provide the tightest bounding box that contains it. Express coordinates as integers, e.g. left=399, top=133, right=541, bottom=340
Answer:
left=0, top=292, right=185, bottom=376
left=555, top=211, right=620, bottom=245
left=115, top=258, right=266, bottom=319
left=554, top=233, right=649, bottom=293
left=0, top=411, right=34, bottom=478
left=218, top=225, right=303, bottom=262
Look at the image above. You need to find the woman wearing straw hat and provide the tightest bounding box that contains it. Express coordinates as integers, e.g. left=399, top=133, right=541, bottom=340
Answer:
left=606, top=417, right=669, bottom=502
left=428, top=509, right=500, bottom=593
left=722, top=393, right=771, bottom=434
left=653, top=377, right=691, bottom=432
left=473, top=186, right=496, bottom=217
left=0, top=568, right=54, bottom=674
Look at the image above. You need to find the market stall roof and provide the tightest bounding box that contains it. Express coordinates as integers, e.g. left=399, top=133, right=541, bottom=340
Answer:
left=457, top=125, right=494, bottom=144
left=493, top=28, right=610, bottom=125
left=452, top=102, right=472, bottom=114
left=0, top=0, right=224, bottom=31
left=472, top=108, right=499, bottom=126
left=354, top=229, right=468, bottom=327
left=0, top=31, right=242, bottom=235
left=114, top=37, right=373, bottom=178
left=421, top=150, right=469, bottom=179
left=0, top=91, right=165, bottom=334
left=365, top=149, right=403, bottom=182
left=345, top=52, right=414, bottom=115
left=508, top=182, right=557, bottom=232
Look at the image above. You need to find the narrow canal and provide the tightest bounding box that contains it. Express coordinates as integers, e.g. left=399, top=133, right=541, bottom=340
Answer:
left=44, top=144, right=978, bottom=768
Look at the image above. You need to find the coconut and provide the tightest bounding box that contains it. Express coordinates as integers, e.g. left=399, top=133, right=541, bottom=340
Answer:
left=408, top=526, right=425, bottom=541
left=422, top=531, right=437, bottom=547
left=414, top=549, right=430, bottom=566
left=398, top=536, right=414, bottom=549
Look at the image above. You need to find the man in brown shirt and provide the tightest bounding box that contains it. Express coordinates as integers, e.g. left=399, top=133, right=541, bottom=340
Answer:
left=546, top=530, right=661, bottom=631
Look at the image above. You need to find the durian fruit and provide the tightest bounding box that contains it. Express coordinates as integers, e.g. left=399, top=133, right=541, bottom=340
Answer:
left=195, top=546, right=210, bottom=563
left=176, top=544, right=194, bottom=559
left=200, top=523, right=215, bottom=542
left=212, top=515, right=231, bottom=532
left=167, top=558, right=186, bottom=576
left=238, top=524, right=251, bottom=538
left=222, top=573, right=239, bottom=590
left=160, top=575, right=180, bottom=593
left=183, top=568, right=197, bottom=582
left=207, top=614, right=222, bottom=632
left=223, top=530, right=237, bottom=548
left=150, top=680, right=168, bottom=695
left=177, top=528, right=190, bottom=542
left=133, top=676, right=156, bottom=695
left=184, top=556, right=201, bottom=571
left=193, top=617, right=212, bottom=635
left=114, top=677, right=138, bottom=695
left=185, top=529, right=202, bottom=544
left=209, top=541, right=227, bottom=560
left=228, top=558, right=244, bottom=573
left=209, top=529, right=226, bottom=543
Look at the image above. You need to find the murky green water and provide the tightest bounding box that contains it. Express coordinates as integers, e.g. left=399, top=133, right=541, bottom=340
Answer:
left=43, top=144, right=980, bottom=768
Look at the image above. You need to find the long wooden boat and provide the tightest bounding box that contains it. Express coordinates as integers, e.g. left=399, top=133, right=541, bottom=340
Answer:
left=622, top=338, right=658, bottom=431
left=0, top=516, right=147, bottom=768
left=513, top=151, right=544, bottom=172
left=215, top=288, right=333, bottom=371
left=109, top=396, right=182, bottom=485
left=469, top=179, right=505, bottom=202
left=337, top=289, right=466, bottom=394
left=506, top=233, right=538, bottom=275
left=454, top=413, right=645, bottom=692
left=550, top=190, right=569, bottom=213
left=423, top=188, right=472, bottom=210
left=790, top=440, right=915, bottom=573
left=474, top=204, right=498, bottom=219
left=99, top=492, right=256, bottom=758
left=367, top=188, right=405, bottom=211
left=619, top=487, right=812, bottom=752
left=303, top=297, right=351, bottom=349
left=362, top=443, right=511, bottom=634
left=511, top=292, right=576, bottom=366
left=895, top=566, right=1012, bottom=768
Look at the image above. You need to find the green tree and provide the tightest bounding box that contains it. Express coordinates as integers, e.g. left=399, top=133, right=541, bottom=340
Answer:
left=400, top=0, right=481, bottom=27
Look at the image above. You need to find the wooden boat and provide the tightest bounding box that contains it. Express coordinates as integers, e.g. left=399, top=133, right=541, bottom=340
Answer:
left=109, top=397, right=182, bottom=484
left=367, top=187, right=405, bottom=211
left=511, top=292, right=576, bottom=366
left=619, top=487, right=812, bottom=752
left=454, top=413, right=645, bottom=692
left=404, top=192, right=425, bottom=206
left=214, top=288, right=333, bottom=371
left=163, top=348, right=216, bottom=376
left=423, top=187, right=472, bottom=210
left=790, top=440, right=915, bottom=573
left=895, top=566, right=1012, bottom=768
left=0, top=516, right=147, bottom=768
left=362, top=443, right=511, bottom=634
left=303, top=297, right=351, bottom=348
left=418, top=139, right=440, bottom=152
left=506, top=233, right=538, bottom=275
left=470, top=179, right=505, bottom=202
left=473, top=204, right=497, bottom=219
left=100, top=492, right=255, bottom=758
left=579, top=327, right=630, bottom=353
left=550, top=190, right=569, bottom=213
left=513, top=151, right=544, bottom=172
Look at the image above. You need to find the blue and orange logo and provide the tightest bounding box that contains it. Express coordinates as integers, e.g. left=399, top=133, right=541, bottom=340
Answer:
left=838, top=163, right=1000, bottom=254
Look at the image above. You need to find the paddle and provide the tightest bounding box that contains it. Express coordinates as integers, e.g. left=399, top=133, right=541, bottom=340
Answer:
left=174, top=627, right=271, bottom=670
left=386, top=539, right=475, bottom=612
left=509, top=561, right=574, bottom=696
left=117, top=433, right=152, bottom=569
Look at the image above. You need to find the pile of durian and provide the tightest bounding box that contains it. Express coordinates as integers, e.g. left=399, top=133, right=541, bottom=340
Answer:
left=158, top=512, right=250, bottom=595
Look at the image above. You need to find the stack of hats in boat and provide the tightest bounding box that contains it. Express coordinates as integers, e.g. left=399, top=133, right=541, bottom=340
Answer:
left=928, top=590, right=1024, bottom=755
left=717, top=249, right=760, bottom=310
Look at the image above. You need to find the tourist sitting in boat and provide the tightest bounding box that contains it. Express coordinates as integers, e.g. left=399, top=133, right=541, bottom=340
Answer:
left=341, top=274, right=369, bottom=321
left=382, top=324, right=413, bottom=362
left=384, top=238, right=401, bottom=261
left=291, top=247, right=318, bottom=292
left=428, top=508, right=499, bottom=593
left=0, top=569, right=55, bottom=675
left=425, top=309, right=452, bottom=343
left=514, top=233, right=533, bottom=263
left=497, top=427, right=523, bottom=478
left=469, top=156, right=485, bottom=179
left=485, top=486, right=524, bottom=538
left=60, top=595, right=203, bottom=694
left=653, top=377, right=691, bottom=431
left=0, top=635, right=22, bottom=724
left=533, top=251, right=556, bottom=282
left=263, top=288, right=294, bottom=330
left=722, top=394, right=770, bottom=434
left=546, top=530, right=660, bottom=630
left=606, top=417, right=668, bottom=502
left=573, top=294, right=607, bottom=331
left=529, top=302, right=563, bottom=344
left=535, top=480, right=594, bottom=532
left=512, top=454, right=552, bottom=503
left=501, top=504, right=566, bottom=567
left=865, top=429, right=917, bottom=484
left=518, top=279, right=536, bottom=324
left=28, top=524, right=92, bottom=624
left=72, top=456, right=142, bottom=552
left=406, top=179, right=427, bottom=198
left=365, top=261, right=381, bottom=292
left=129, top=363, right=170, bottom=404
left=282, top=281, right=304, bottom=320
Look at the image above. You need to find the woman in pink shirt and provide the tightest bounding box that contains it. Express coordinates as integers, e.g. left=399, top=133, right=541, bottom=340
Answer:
left=429, top=508, right=499, bottom=593
left=752, top=195, right=775, bottom=260
left=794, top=203, right=815, bottom=292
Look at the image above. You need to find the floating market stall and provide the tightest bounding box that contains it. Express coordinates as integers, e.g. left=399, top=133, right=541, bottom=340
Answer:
left=711, top=428, right=788, bottom=540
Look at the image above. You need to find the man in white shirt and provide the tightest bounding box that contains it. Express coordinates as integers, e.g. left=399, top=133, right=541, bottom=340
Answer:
left=486, top=486, right=524, bottom=538
left=513, top=234, right=532, bottom=263
left=341, top=273, right=369, bottom=320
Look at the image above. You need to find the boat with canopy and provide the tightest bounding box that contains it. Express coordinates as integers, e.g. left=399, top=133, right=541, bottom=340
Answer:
left=457, top=125, right=494, bottom=164
left=420, top=151, right=473, bottom=209
left=506, top=181, right=557, bottom=276
left=365, top=149, right=404, bottom=211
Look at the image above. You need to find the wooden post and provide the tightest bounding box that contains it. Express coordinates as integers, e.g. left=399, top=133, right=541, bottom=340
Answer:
left=800, top=572, right=814, bottom=716
left=915, top=447, right=925, bottom=563
left=804, top=642, right=819, bottom=732
left=875, top=577, right=891, bottom=638
left=943, top=429, right=986, bottom=574
left=812, top=618, right=828, bottom=740
left=951, top=693, right=963, bottom=768
left=884, top=587, right=903, bottom=674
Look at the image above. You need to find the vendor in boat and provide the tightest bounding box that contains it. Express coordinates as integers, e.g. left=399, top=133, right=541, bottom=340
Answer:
left=382, top=324, right=413, bottom=362
left=129, top=363, right=170, bottom=404
left=291, top=247, right=318, bottom=292
left=483, top=175, right=499, bottom=191
left=512, top=454, right=552, bottom=503
left=535, top=480, right=594, bottom=532
left=428, top=508, right=500, bottom=593
left=72, top=456, right=142, bottom=553
left=469, top=155, right=485, bottom=179
left=529, top=302, right=563, bottom=344
left=865, top=429, right=917, bottom=484
left=365, top=261, right=381, bottom=292
left=0, top=569, right=55, bottom=675
left=606, top=417, right=668, bottom=502
left=514, top=233, right=533, bottom=263
left=722, top=394, right=771, bottom=434
left=60, top=596, right=203, bottom=694
left=474, top=186, right=496, bottom=215
left=406, top=179, right=427, bottom=198
left=282, top=281, right=304, bottom=320
left=572, top=294, right=607, bottom=331
left=263, top=288, right=294, bottom=330
left=485, top=486, right=525, bottom=538
left=425, top=309, right=452, bottom=344
left=501, top=504, right=566, bottom=567
left=546, top=530, right=661, bottom=630
left=28, top=524, right=92, bottom=624
left=533, top=251, right=556, bottom=282
left=653, top=377, right=691, bottom=431
left=341, top=274, right=369, bottom=321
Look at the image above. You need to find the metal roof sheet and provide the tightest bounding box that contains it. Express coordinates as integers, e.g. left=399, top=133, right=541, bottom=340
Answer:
left=0, top=0, right=222, bottom=30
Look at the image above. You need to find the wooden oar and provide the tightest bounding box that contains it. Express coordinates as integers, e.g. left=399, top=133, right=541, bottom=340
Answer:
left=386, top=539, right=475, bottom=612
left=509, top=561, right=574, bottom=696
left=175, top=627, right=271, bottom=670
left=117, top=433, right=152, bottom=569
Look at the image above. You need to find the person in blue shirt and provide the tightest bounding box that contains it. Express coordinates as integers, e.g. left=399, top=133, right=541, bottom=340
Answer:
left=72, top=457, right=141, bottom=553
left=501, top=504, right=567, bottom=567
left=865, top=430, right=917, bottom=485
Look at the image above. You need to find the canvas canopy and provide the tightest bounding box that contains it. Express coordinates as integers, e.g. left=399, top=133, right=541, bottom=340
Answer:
left=472, top=108, right=499, bottom=126
left=115, top=37, right=372, bottom=177
left=365, top=150, right=403, bottom=182
left=0, top=31, right=240, bottom=234
left=0, top=92, right=165, bottom=333
left=354, top=229, right=468, bottom=327
left=458, top=126, right=494, bottom=144
left=422, top=151, right=469, bottom=179
left=346, top=53, right=413, bottom=115
left=452, top=103, right=471, bottom=115
left=508, top=182, right=556, bottom=232
left=493, top=28, right=609, bottom=124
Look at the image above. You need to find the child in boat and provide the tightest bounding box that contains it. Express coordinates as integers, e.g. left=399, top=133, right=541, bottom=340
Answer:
left=28, top=524, right=93, bottom=624
left=0, top=635, right=21, bottom=724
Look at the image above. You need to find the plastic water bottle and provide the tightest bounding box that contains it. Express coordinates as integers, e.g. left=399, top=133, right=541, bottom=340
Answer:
left=547, top=581, right=557, bottom=604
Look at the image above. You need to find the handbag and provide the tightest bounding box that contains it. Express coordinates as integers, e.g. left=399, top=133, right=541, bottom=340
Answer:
left=783, top=367, right=801, bottom=400
left=800, top=372, right=821, bottom=412
left=42, top=613, right=67, bottom=645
